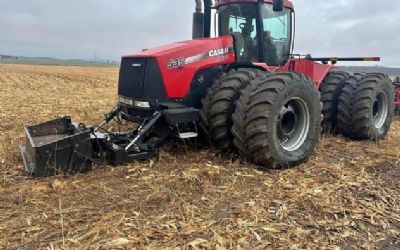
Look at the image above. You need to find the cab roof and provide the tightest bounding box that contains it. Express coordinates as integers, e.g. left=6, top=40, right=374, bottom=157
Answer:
left=215, top=0, right=294, bottom=10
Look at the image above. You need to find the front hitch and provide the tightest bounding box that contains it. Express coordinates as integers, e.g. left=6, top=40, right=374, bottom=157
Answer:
left=95, top=106, right=122, bottom=132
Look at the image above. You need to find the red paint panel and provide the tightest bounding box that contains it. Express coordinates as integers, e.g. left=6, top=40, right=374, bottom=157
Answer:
left=288, top=59, right=333, bottom=89
left=124, top=36, right=235, bottom=99
left=215, top=0, right=294, bottom=9
left=254, top=59, right=332, bottom=89
left=395, top=87, right=400, bottom=111
left=252, top=62, right=290, bottom=72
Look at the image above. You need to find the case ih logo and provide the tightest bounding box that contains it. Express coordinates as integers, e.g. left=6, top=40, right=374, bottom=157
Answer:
left=167, top=47, right=233, bottom=69
left=209, top=48, right=230, bottom=57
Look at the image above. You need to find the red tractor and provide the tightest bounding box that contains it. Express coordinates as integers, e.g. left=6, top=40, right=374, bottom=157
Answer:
left=20, top=0, right=395, bottom=177
left=394, top=76, right=400, bottom=115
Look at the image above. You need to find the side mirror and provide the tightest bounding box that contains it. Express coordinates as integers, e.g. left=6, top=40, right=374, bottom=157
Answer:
left=273, top=0, right=284, bottom=12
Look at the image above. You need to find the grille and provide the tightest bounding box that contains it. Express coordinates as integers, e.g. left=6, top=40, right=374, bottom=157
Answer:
left=118, top=58, right=147, bottom=99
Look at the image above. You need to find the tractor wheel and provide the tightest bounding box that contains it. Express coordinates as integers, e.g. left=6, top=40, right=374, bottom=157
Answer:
left=349, top=73, right=395, bottom=140
left=232, top=72, right=322, bottom=168
left=200, top=68, right=262, bottom=151
left=319, top=71, right=351, bottom=133
left=336, top=76, right=361, bottom=137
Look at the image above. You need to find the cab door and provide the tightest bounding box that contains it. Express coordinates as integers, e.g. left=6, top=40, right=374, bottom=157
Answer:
left=218, top=3, right=260, bottom=63
left=259, top=4, right=293, bottom=66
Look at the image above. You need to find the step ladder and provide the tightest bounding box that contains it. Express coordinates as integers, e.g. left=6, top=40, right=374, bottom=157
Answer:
left=176, top=123, right=198, bottom=139
left=178, top=131, right=198, bottom=139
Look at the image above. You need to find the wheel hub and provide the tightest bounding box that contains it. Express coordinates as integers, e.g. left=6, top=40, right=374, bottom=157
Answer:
left=277, top=98, right=310, bottom=152
left=372, top=92, right=388, bottom=129
left=279, top=106, right=298, bottom=137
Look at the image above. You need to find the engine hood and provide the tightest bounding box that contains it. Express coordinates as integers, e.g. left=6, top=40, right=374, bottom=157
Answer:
left=123, top=36, right=234, bottom=59
left=120, top=36, right=235, bottom=99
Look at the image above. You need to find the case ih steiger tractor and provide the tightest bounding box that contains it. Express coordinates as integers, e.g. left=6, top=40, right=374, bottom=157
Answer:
left=20, top=0, right=395, bottom=177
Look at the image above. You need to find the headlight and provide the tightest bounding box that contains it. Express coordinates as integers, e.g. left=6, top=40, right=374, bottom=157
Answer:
left=133, top=101, right=151, bottom=108
left=118, top=96, right=134, bottom=105
left=118, top=96, right=151, bottom=108
left=133, top=100, right=151, bottom=108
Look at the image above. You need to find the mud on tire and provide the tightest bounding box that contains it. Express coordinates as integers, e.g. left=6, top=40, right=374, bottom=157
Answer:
left=200, top=68, right=262, bottom=151
left=319, top=71, right=351, bottom=133
left=232, top=72, right=322, bottom=168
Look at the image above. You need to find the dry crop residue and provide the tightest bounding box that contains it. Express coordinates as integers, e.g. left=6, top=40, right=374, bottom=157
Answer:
left=0, top=64, right=399, bottom=249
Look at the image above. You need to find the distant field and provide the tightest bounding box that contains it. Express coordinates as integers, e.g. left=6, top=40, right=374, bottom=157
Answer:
left=0, top=58, right=119, bottom=68
left=0, top=64, right=399, bottom=249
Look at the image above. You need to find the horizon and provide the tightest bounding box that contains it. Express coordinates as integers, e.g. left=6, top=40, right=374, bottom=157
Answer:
left=2, top=53, right=400, bottom=69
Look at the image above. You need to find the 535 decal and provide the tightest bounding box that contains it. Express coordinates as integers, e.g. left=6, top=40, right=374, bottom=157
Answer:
left=167, top=57, right=185, bottom=69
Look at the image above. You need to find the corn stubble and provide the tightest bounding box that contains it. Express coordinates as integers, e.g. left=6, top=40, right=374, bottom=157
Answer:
left=0, top=64, right=399, bottom=249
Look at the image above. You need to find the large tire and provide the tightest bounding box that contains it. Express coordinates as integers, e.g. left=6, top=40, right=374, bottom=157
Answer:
left=200, top=68, right=262, bottom=151
left=337, top=75, right=362, bottom=137
left=232, top=72, right=322, bottom=168
left=319, top=71, right=351, bottom=132
left=349, top=73, right=394, bottom=140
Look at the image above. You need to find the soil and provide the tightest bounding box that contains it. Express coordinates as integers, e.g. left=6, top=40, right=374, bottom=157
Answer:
left=0, top=64, right=399, bottom=249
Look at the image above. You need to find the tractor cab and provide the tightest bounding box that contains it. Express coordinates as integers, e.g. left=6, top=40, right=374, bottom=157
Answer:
left=193, top=0, right=294, bottom=67
left=216, top=0, right=294, bottom=66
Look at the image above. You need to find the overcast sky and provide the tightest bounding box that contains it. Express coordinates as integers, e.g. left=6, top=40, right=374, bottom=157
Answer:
left=0, top=0, right=399, bottom=66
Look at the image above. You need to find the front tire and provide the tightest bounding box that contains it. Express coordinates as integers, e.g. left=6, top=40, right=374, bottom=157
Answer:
left=232, top=72, right=322, bottom=168
left=200, top=68, right=262, bottom=151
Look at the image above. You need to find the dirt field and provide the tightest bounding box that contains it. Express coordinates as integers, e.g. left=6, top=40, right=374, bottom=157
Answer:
left=0, top=64, right=399, bottom=249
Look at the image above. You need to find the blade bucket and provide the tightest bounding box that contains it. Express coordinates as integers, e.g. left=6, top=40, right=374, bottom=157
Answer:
left=20, top=117, right=93, bottom=177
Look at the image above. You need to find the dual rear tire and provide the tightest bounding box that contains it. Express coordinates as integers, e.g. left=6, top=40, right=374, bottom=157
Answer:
left=321, top=71, right=394, bottom=140
left=320, top=71, right=351, bottom=133
left=337, top=73, right=394, bottom=139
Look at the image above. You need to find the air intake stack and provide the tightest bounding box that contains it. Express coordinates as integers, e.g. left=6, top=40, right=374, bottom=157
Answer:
left=192, top=0, right=204, bottom=39
left=193, top=0, right=212, bottom=39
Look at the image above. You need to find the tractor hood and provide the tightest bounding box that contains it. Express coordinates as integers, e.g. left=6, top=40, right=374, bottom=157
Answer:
left=119, top=36, right=235, bottom=99
left=123, top=36, right=234, bottom=59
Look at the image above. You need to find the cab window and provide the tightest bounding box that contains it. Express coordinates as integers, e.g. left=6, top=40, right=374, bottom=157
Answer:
left=219, top=3, right=259, bottom=62
left=261, top=4, right=292, bottom=66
